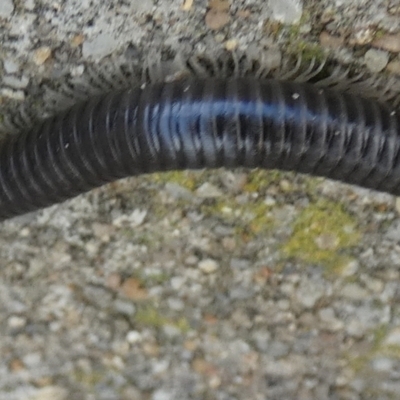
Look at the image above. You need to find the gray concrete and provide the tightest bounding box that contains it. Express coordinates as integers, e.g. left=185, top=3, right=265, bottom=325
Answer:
left=1, top=0, right=400, bottom=399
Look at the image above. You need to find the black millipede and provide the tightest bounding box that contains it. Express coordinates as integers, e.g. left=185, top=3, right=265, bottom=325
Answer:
left=0, top=74, right=400, bottom=222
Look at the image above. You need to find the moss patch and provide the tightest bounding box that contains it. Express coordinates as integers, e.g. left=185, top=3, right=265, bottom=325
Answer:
left=135, top=304, right=190, bottom=333
left=149, top=170, right=203, bottom=191
left=282, top=199, right=361, bottom=273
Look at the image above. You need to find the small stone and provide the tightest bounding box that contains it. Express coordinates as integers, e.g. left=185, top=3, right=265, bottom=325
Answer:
left=350, top=27, right=375, bottom=45
left=70, top=65, right=85, bottom=77
left=279, top=179, right=291, bottom=191
left=114, top=299, right=136, bottom=316
left=268, top=0, right=302, bottom=24
left=372, top=357, right=394, bottom=372
left=92, top=222, right=114, bottom=242
left=126, top=330, right=142, bottom=344
left=318, top=307, right=344, bottom=331
left=152, top=389, right=174, bottom=400
left=121, top=278, right=148, bottom=300
left=71, top=34, right=85, bottom=48
left=82, top=33, right=119, bottom=60
left=385, top=220, right=400, bottom=240
left=170, top=276, right=186, bottom=290
left=372, top=33, right=400, bottom=53
left=225, top=39, right=238, bottom=51
left=0, top=0, right=14, bottom=18
left=205, top=8, right=230, bottom=30
left=198, top=258, right=219, bottom=274
left=387, top=60, right=400, bottom=75
left=340, top=259, right=359, bottom=277
left=252, top=330, right=271, bottom=352
left=9, top=358, right=25, bottom=372
left=3, top=59, right=19, bottom=74
left=22, top=352, right=42, bottom=368
left=167, top=297, right=185, bottom=311
left=295, top=280, right=325, bottom=308
left=314, top=232, right=339, bottom=250
left=196, top=182, right=223, bottom=198
left=112, top=209, right=147, bottom=227
left=33, top=47, right=52, bottom=65
left=164, top=182, right=192, bottom=200
left=106, top=273, right=122, bottom=290
left=24, top=0, right=35, bottom=11
left=181, top=0, right=193, bottom=11
left=364, top=49, right=389, bottom=73
left=7, top=315, right=26, bottom=329
left=1, top=88, right=25, bottom=100
left=319, top=31, right=344, bottom=49
left=384, top=327, right=400, bottom=346
left=363, top=277, right=384, bottom=293
left=339, top=283, right=369, bottom=300
left=33, top=386, right=68, bottom=400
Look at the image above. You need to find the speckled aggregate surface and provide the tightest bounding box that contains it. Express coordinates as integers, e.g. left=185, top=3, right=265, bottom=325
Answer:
left=1, top=1, right=400, bottom=399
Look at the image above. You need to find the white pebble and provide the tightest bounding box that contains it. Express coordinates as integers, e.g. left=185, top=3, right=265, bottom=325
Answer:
left=126, top=330, right=142, bottom=344
left=268, top=0, right=302, bottom=24
left=365, top=49, right=389, bottom=73
left=198, top=258, right=219, bottom=274
left=82, top=32, right=119, bottom=60
left=0, top=0, right=14, bottom=18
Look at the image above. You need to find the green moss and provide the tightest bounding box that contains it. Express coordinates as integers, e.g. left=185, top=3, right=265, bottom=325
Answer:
left=143, top=271, right=171, bottom=285
left=149, top=171, right=201, bottom=191
left=345, top=325, right=392, bottom=373
left=243, top=169, right=287, bottom=193
left=201, top=194, right=274, bottom=237
left=73, top=369, right=104, bottom=387
left=290, top=40, right=326, bottom=62
left=135, top=304, right=190, bottom=333
left=282, top=199, right=361, bottom=273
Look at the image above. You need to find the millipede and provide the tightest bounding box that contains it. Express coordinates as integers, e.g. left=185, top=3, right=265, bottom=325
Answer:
left=1, top=51, right=400, bottom=221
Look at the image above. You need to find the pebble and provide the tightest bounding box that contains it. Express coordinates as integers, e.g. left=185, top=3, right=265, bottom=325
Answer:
left=32, top=386, right=68, bottom=400
left=7, top=315, right=26, bottom=329
left=0, top=0, right=14, bottom=18
left=82, top=33, right=119, bottom=60
left=112, top=209, right=147, bottom=227
left=372, top=33, right=400, bottom=53
left=205, top=0, right=230, bottom=30
left=295, top=279, right=325, bottom=309
left=32, top=46, right=52, bottom=65
left=340, top=259, right=359, bottom=277
left=387, top=60, right=400, bottom=75
left=371, top=357, right=394, bottom=372
left=126, top=330, right=142, bottom=344
left=152, top=389, right=174, bottom=400
left=339, top=283, right=369, bottom=300
left=3, top=59, right=20, bottom=74
left=113, top=299, right=136, bottom=316
left=318, top=308, right=344, bottom=331
left=364, top=49, right=389, bottom=73
left=384, top=327, right=400, bottom=346
left=3, top=75, right=29, bottom=89
left=195, top=182, right=223, bottom=198
left=319, top=31, right=344, bottom=49
left=1, top=88, right=25, bottom=100
left=252, top=330, right=271, bottom=352
left=198, top=258, right=219, bottom=274
left=268, top=0, right=303, bottom=24
left=167, top=298, right=185, bottom=311
left=164, top=182, right=192, bottom=200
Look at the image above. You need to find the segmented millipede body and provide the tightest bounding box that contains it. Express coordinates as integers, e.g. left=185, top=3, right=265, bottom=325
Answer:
left=0, top=77, right=399, bottom=221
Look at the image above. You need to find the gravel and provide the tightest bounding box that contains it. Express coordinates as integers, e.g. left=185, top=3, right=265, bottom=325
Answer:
left=0, top=0, right=14, bottom=19
left=1, top=0, right=400, bottom=399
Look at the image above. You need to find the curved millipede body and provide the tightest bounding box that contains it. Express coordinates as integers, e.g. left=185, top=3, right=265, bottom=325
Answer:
left=0, top=77, right=399, bottom=221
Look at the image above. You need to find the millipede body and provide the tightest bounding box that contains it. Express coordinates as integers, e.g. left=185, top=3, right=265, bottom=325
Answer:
left=0, top=78, right=399, bottom=221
